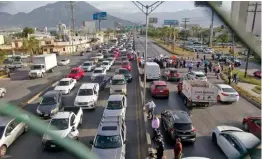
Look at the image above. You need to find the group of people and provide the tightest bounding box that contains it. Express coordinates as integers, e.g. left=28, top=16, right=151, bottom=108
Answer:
left=145, top=101, right=183, bottom=159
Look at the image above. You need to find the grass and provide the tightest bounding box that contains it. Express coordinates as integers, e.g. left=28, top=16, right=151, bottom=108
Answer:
left=252, top=86, right=261, bottom=94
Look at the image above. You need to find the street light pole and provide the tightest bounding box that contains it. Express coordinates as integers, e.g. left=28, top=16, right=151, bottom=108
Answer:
left=132, top=1, right=164, bottom=106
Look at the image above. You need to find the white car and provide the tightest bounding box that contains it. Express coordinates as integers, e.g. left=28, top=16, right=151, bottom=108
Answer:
left=74, top=83, right=99, bottom=109
left=106, top=57, right=115, bottom=66
left=54, top=78, right=77, bottom=94
left=87, top=47, right=92, bottom=52
left=101, top=60, right=111, bottom=71
left=0, top=88, right=6, bottom=97
left=81, top=61, right=95, bottom=72
left=95, top=53, right=104, bottom=59
left=215, top=84, right=239, bottom=102
left=186, top=71, right=207, bottom=81
left=91, top=67, right=106, bottom=80
left=0, top=115, right=29, bottom=157
left=58, top=59, right=70, bottom=66
left=103, top=95, right=127, bottom=120
left=120, top=48, right=126, bottom=52
left=212, top=125, right=261, bottom=159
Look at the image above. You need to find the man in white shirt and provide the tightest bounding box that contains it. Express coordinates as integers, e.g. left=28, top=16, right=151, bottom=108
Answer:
left=145, top=101, right=156, bottom=119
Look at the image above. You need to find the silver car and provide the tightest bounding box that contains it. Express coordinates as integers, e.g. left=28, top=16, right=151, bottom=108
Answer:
left=90, top=116, right=127, bottom=159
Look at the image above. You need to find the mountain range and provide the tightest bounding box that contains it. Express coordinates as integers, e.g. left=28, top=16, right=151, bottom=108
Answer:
left=0, top=1, right=224, bottom=28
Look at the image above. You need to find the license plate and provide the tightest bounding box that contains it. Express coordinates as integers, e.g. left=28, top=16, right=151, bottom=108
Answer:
left=181, top=137, right=186, bottom=139
left=51, top=145, right=56, bottom=147
left=44, top=114, right=49, bottom=117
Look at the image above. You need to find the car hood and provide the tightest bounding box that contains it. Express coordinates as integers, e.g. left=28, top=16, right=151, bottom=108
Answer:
left=30, top=70, right=41, bottom=73
left=123, top=74, right=132, bottom=78
left=92, top=147, right=123, bottom=159
left=43, top=129, right=70, bottom=140
left=37, top=105, right=56, bottom=114
left=67, top=73, right=78, bottom=77
left=75, top=96, right=94, bottom=103
left=54, top=86, right=69, bottom=91
left=103, top=109, right=125, bottom=117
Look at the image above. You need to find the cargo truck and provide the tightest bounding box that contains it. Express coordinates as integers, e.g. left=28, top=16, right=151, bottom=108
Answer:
left=177, top=79, right=217, bottom=107
left=29, top=54, right=57, bottom=79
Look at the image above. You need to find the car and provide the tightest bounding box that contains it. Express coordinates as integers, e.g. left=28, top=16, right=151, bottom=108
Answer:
left=163, top=68, right=180, bottom=81
left=127, top=53, right=134, bottom=61
left=121, top=61, right=131, bottom=71
left=74, top=83, right=99, bottom=109
left=110, top=74, right=127, bottom=95
left=150, top=81, right=169, bottom=98
left=54, top=78, right=77, bottom=94
left=214, top=84, right=239, bottom=103
left=95, top=53, right=104, bottom=59
left=58, top=59, right=70, bottom=66
left=90, top=116, right=127, bottom=159
left=186, top=71, right=207, bottom=81
left=42, top=107, right=83, bottom=150
left=91, top=57, right=99, bottom=64
left=0, top=87, right=6, bottom=97
left=253, top=71, right=261, bottom=78
left=103, top=95, right=127, bottom=120
left=106, top=57, right=115, bottom=66
left=212, top=125, right=261, bottom=159
left=0, top=115, right=29, bottom=157
left=101, top=60, right=111, bottom=71
left=67, top=67, right=85, bottom=80
left=81, top=61, right=95, bottom=72
left=120, top=56, right=129, bottom=62
left=115, top=68, right=132, bottom=82
left=87, top=47, right=92, bottom=52
left=242, top=116, right=261, bottom=139
left=161, top=110, right=196, bottom=143
left=36, top=90, right=63, bottom=118
left=91, top=75, right=110, bottom=90
left=91, top=67, right=107, bottom=80
left=120, top=48, right=126, bottom=52
left=80, top=52, right=86, bottom=56
left=8, top=61, right=26, bottom=68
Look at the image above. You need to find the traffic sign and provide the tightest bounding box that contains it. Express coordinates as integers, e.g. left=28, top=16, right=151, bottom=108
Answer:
left=93, top=12, right=107, bottom=20
left=164, top=20, right=179, bottom=26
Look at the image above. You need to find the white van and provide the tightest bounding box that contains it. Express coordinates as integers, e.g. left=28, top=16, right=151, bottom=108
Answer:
left=145, top=62, right=161, bottom=80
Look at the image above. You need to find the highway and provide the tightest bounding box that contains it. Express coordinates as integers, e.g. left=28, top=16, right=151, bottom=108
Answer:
left=7, top=52, right=147, bottom=159
left=136, top=36, right=261, bottom=159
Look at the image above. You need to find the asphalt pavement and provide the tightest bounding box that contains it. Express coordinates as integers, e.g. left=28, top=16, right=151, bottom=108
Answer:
left=7, top=53, right=147, bottom=159
left=136, top=36, right=261, bottom=159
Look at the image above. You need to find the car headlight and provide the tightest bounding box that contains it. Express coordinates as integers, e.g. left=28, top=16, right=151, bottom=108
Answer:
left=51, top=107, right=58, bottom=114
left=36, top=109, right=42, bottom=114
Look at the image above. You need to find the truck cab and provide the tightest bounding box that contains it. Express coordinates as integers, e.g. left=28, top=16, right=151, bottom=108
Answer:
left=29, top=64, right=46, bottom=78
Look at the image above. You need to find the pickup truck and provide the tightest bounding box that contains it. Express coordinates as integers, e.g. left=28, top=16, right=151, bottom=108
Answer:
left=42, top=107, right=83, bottom=149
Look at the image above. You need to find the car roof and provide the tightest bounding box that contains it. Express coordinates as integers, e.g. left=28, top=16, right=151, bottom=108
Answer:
left=0, top=116, right=13, bottom=126
left=112, top=74, right=125, bottom=80
left=43, top=90, right=60, bottom=97
left=215, top=84, right=233, bottom=89
left=171, top=111, right=192, bottom=123
left=108, top=94, right=124, bottom=101
left=53, top=112, right=71, bottom=119
left=97, top=117, right=122, bottom=136
left=153, top=81, right=167, bottom=85
left=94, top=67, right=103, bottom=70
left=79, top=83, right=96, bottom=89
left=60, top=78, right=71, bottom=81
left=231, top=132, right=261, bottom=149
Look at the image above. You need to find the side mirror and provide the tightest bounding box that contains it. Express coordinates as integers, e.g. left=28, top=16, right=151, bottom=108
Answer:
left=89, top=140, right=93, bottom=145
left=124, top=140, right=127, bottom=144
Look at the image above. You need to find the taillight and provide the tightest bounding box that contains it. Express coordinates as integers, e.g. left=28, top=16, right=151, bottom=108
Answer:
left=192, top=127, right=196, bottom=132
left=221, top=93, right=228, bottom=96
left=176, top=73, right=180, bottom=77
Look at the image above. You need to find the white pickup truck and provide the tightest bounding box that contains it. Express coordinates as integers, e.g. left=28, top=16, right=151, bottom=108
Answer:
left=177, top=80, right=217, bottom=107
left=42, top=107, right=83, bottom=149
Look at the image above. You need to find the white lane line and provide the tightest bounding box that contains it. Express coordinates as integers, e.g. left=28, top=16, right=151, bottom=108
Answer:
left=146, top=132, right=151, bottom=145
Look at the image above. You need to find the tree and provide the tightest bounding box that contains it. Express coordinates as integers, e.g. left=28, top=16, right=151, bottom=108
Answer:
left=22, top=37, right=40, bottom=55
left=217, top=33, right=230, bottom=48
left=22, top=27, right=35, bottom=38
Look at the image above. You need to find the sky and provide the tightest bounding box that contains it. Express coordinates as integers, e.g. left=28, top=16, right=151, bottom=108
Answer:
left=1, top=1, right=232, bottom=14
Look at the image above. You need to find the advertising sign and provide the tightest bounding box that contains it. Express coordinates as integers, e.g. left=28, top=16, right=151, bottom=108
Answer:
left=149, top=17, right=158, bottom=24
left=93, top=12, right=107, bottom=20
left=164, top=20, right=179, bottom=26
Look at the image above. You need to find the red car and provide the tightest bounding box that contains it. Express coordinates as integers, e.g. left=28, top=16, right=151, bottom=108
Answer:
left=67, top=67, right=84, bottom=80
left=150, top=81, right=169, bottom=98
left=113, top=51, right=120, bottom=58
left=121, top=61, right=131, bottom=71
left=242, top=116, right=261, bottom=139
left=253, top=71, right=261, bottom=78
left=127, top=53, right=134, bottom=61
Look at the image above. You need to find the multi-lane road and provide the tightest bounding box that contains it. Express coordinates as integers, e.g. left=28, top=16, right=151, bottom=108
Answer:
left=136, top=36, right=261, bottom=159
left=6, top=51, right=147, bottom=159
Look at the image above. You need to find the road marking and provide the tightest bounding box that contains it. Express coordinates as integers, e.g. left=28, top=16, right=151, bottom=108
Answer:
left=135, top=63, right=141, bottom=159
left=146, top=132, right=151, bottom=145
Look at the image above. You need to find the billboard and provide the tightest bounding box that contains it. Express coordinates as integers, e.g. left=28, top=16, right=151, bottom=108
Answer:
left=83, top=21, right=96, bottom=34
left=194, top=1, right=222, bottom=7
left=93, top=12, right=107, bottom=20
left=149, top=17, right=158, bottom=24
left=164, top=20, right=179, bottom=26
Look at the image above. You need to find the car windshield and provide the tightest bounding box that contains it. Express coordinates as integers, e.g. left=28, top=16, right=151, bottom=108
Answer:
left=83, top=63, right=91, bottom=66
left=49, top=118, right=69, bottom=130
left=61, top=59, right=67, bottom=62
left=155, top=85, right=167, bottom=90
left=78, top=89, right=93, bottom=96
left=107, top=58, right=113, bottom=61
left=94, top=135, right=122, bottom=149
left=112, top=79, right=125, bottom=85
left=196, top=74, right=205, bottom=78
left=41, top=97, right=56, bottom=105
left=70, top=70, right=78, bottom=74
left=94, top=70, right=102, bottom=73
left=170, top=70, right=177, bottom=74
left=119, top=69, right=129, bottom=74
left=107, top=101, right=123, bottom=110
left=0, top=126, right=5, bottom=138
left=222, top=88, right=236, bottom=93
left=58, top=81, right=69, bottom=86
left=102, top=62, right=109, bottom=65
left=174, top=123, right=192, bottom=130
left=31, top=65, right=42, bottom=69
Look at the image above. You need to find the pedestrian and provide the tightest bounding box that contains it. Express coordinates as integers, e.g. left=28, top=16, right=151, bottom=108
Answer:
left=233, top=72, right=238, bottom=84
left=208, top=61, right=212, bottom=72
left=183, top=60, right=186, bottom=68
left=163, top=60, right=167, bottom=68
left=204, top=66, right=208, bottom=76
left=203, top=55, right=206, bottom=61
left=228, top=68, right=232, bottom=85
left=197, top=53, right=199, bottom=59
left=156, top=140, right=164, bottom=159
left=145, top=101, right=156, bottom=119
left=174, top=138, right=182, bottom=159
left=196, top=61, right=200, bottom=70
left=188, top=62, right=193, bottom=72
left=152, top=115, right=160, bottom=129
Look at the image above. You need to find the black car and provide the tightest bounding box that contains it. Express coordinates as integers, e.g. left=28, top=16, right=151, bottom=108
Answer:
left=161, top=110, right=196, bottom=143
left=36, top=91, right=63, bottom=119
left=91, top=75, right=110, bottom=90
left=115, top=68, right=132, bottom=82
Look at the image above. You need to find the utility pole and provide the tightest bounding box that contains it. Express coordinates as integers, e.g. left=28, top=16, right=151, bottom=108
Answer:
left=209, top=9, right=214, bottom=47
left=245, top=2, right=261, bottom=78
left=232, top=31, right=235, bottom=59
left=182, top=18, right=189, bottom=49
left=132, top=1, right=164, bottom=106
left=66, top=1, right=76, bottom=54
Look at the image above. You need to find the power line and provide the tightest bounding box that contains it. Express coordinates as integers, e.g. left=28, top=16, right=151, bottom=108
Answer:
left=66, top=1, right=76, bottom=33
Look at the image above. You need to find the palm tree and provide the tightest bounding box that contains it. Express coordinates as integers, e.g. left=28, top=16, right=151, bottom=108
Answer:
left=22, top=37, right=41, bottom=56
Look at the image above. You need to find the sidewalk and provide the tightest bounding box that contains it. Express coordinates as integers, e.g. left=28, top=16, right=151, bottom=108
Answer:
left=237, top=82, right=261, bottom=97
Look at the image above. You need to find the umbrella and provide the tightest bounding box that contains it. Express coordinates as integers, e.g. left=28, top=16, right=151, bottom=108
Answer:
left=171, top=55, right=177, bottom=59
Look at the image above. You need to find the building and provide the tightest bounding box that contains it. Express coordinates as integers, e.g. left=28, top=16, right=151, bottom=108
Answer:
left=231, top=1, right=261, bottom=37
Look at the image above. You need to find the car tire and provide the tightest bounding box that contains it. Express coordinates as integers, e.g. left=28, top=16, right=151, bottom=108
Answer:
left=1, top=92, right=5, bottom=98
left=212, top=133, right=217, bottom=145
left=0, top=145, right=7, bottom=157
left=68, top=89, right=71, bottom=94
left=243, top=122, right=249, bottom=132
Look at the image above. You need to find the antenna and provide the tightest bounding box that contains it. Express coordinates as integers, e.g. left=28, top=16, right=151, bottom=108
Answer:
left=66, top=1, right=76, bottom=34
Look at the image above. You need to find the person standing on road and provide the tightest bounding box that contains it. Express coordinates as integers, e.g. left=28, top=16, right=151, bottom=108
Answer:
left=145, top=101, right=156, bottom=119
left=156, top=140, right=164, bottom=159
left=174, top=138, right=182, bottom=159
left=233, top=72, right=238, bottom=84
left=228, top=68, right=232, bottom=85
left=203, top=55, right=206, bottom=61
left=204, top=66, right=208, bottom=76
left=208, top=61, right=212, bottom=72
